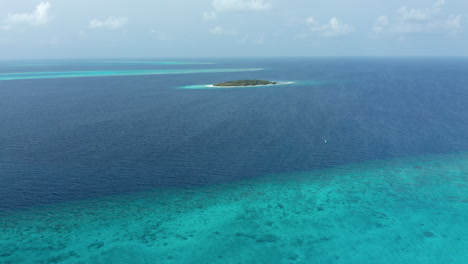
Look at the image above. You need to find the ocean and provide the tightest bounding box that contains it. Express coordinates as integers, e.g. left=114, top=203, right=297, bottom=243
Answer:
left=0, top=58, right=467, bottom=263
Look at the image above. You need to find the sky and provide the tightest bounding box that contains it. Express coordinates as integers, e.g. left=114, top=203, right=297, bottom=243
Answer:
left=0, top=0, right=466, bottom=59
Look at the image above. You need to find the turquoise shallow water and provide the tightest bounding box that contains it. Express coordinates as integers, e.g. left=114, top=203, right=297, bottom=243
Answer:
left=0, top=68, right=262, bottom=81
left=7, top=61, right=214, bottom=67
left=95, top=61, right=214, bottom=65
left=1, top=153, right=467, bottom=264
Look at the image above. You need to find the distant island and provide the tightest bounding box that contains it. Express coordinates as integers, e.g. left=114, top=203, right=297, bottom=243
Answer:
left=213, top=80, right=277, bottom=87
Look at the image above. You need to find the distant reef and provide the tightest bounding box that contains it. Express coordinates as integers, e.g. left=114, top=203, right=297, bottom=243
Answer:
left=213, top=80, right=277, bottom=87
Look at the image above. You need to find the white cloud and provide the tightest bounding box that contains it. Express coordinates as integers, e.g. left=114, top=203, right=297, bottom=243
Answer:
left=203, top=11, right=217, bottom=20
left=325, top=18, right=354, bottom=37
left=210, top=26, right=223, bottom=34
left=372, top=16, right=389, bottom=34
left=306, top=16, right=355, bottom=37
left=372, top=0, right=462, bottom=36
left=212, top=0, right=272, bottom=12
left=90, top=17, right=128, bottom=29
left=446, top=15, right=462, bottom=34
left=240, top=35, right=264, bottom=45
left=398, top=0, right=446, bottom=21
left=376, top=16, right=389, bottom=26
left=210, top=26, right=237, bottom=36
left=305, top=17, right=317, bottom=26
left=5, top=2, right=51, bottom=26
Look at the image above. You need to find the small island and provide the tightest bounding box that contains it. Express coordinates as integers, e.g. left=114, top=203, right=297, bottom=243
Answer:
left=213, top=79, right=277, bottom=87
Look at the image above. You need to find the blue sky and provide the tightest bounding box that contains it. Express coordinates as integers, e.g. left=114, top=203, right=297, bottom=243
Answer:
left=0, top=0, right=466, bottom=59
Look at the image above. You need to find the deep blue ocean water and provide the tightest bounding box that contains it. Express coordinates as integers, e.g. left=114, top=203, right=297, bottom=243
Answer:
left=1, top=58, right=467, bottom=210
left=0, top=58, right=467, bottom=263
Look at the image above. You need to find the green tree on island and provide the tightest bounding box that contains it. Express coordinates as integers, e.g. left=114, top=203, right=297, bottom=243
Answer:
left=213, top=80, right=277, bottom=87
